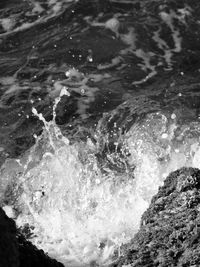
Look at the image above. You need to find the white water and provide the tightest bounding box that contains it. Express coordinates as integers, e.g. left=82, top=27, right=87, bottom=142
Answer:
left=1, top=90, right=200, bottom=266
left=0, top=0, right=77, bottom=37
left=85, top=5, right=192, bottom=85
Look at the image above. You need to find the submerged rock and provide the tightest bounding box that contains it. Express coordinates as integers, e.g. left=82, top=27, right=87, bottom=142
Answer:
left=115, top=167, right=200, bottom=267
left=0, top=208, right=64, bottom=267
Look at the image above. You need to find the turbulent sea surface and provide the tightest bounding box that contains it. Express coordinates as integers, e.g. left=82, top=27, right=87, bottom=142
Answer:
left=1, top=0, right=200, bottom=266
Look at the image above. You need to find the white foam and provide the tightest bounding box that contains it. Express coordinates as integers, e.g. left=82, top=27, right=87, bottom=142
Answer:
left=152, top=29, right=173, bottom=69
left=160, top=11, right=182, bottom=53
left=97, top=57, right=121, bottom=70
left=13, top=116, right=148, bottom=265
left=120, top=27, right=137, bottom=52
left=86, top=18, right=157, bottom=84
left=0, top=76, right=16, bottom=86
left=26, top=1, right=45, bottom=15
left=119, top=27, right=157, bottom=84
left=0, top=0, right=75, bottom=37
left=177, top=6, right=192, bottom=24
left=87, top=16, right=120, bottom=36
left=152, top=7, right=192, bottom=70
left=1, top=109, right=200, bottom=266
left=0, top=18, right=16, bottom=32
left=132, top=49, right=157, bottom=85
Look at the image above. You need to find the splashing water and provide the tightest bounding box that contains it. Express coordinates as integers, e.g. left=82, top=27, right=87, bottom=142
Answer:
left=1, top=89, right=200, bottom=266
left=1, top=88, right=148, bottom=266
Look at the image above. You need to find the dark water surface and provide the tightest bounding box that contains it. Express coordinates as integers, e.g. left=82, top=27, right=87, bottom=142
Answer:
left=1, top=0, right=200, bottom=266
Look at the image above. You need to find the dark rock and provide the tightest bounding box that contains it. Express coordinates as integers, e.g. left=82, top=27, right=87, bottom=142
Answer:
left=0, top=208, right=64, bottom=267
left=114, top=167, right=200, bottom=267
left=0, top=208, right=19, bottom=267
left=17, top=234, right=64, bottom=267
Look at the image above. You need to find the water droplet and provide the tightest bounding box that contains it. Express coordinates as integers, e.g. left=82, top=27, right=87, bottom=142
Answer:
left=171, top=113, right=176, bottom=119
left=87, top=55, right=93, bottom=62
left=161, top=133, right=168, bottom=139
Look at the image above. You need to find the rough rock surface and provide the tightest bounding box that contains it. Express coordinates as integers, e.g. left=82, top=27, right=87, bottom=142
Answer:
left=0, top=208, right=64, bottom=267
left=114, top=167, right=200, bottom=267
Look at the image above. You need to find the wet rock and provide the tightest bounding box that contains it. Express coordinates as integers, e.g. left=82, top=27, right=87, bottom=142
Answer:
left=17, top=234, right=64, bottom=267
left=0, top=208, right=64, bottom=267
left=114, top=167, right=200, bottom=267
left=0, top=207, right=19, bottom=267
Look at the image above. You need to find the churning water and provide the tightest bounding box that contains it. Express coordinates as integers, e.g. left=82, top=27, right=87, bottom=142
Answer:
left=1, top=0, right=200, bottom=266
left=1, top=86, right=200, bottom=266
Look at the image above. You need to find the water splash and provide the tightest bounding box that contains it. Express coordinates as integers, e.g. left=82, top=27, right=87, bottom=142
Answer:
left=1, top=91, right=200, bottom=266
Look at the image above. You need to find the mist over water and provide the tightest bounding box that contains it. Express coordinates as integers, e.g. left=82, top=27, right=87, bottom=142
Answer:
left=1, top=0, right=200, bottom=266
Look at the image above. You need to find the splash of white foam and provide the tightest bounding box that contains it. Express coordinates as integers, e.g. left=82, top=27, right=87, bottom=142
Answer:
left=1, top=95, right=200, bottom=267
left=13, top=107, right=149, bottom=266
left=126, top=112, right=200, bottom=198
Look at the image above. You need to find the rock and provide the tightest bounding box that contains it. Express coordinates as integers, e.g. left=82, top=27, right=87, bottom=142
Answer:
left=0, top=207, right=19, bottom=267
left=114, top=167, right=200, bottom=267
left=17, top=234, right=64, bottom=267
left=0, top=208, right=64, bottom=267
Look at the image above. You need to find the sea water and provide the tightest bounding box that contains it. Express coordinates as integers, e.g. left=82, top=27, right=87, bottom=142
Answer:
left=1, top=87, right=200, bottom=267
left=0, top=1, right=199, bottom=266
